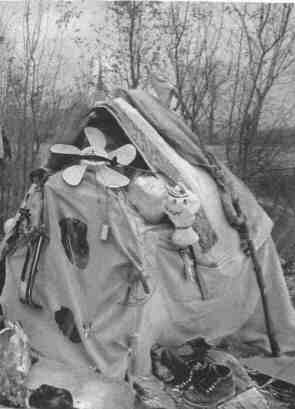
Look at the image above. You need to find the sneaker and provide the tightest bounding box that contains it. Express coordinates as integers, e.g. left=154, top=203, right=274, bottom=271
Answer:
left=152, top=339, right=212, bottom=387
left=160, top=348, right=191, bottom=386
left=151, top=345, right=175, bottom=384
left=29, top=384, right=74, bottom=409
left=177, top=338, right=212, bottom=366
left=151, top=358, right=175, bottom=384
left=183, top=362, right=235, bottom=408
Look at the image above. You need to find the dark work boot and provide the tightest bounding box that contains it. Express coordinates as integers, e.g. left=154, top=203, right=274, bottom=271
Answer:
left=183, top=362, right=235, bottom=408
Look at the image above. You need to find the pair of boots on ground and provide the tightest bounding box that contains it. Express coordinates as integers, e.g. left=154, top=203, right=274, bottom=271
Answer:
left=150, top=338, right=236, bottom=408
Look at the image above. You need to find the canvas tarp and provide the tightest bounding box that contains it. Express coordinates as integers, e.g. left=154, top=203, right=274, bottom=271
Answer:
left=1, top=93, right=295, bottom=386
left=114, top=90, right=273, bottom=250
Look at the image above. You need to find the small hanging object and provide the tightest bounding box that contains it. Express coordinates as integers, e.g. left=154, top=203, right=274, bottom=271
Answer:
left=82, top=322, right=92, bottom=339
left=179, top=249, right=195, bottom=281
left=50, top=127, right=136, bottom=188
left=164, top=184, right=217, bottom=301
left=19, top=169, right=50, bottom=310
left=179, top=248, right=209, bottom=300
left=164, top=184, right=200, bottom=248
left=126, top=332, right=139, bottom=380
left=19, top=226, right=47, bottom=310
left=164, top=184, right=217, bottom=268
left=100, top=223, right=110, bottom=241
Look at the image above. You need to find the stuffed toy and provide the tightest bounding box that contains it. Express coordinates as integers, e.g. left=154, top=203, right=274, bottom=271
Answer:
left=164, top=184, right=216, bottom=268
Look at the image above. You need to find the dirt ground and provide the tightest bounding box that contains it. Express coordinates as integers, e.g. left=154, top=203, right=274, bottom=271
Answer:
left=261, top=269, right=295, bottom=408
left=246, top=269, right=295, bottom=409
left=213, top=267, right=295, bottom=409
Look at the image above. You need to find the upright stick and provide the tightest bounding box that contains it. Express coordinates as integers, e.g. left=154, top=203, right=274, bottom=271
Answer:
left=234, top=200, right=280, bottom=357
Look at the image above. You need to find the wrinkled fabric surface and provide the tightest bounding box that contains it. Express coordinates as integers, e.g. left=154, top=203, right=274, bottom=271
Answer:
left=1, top=92, right=295, bottom=392
left=2, top=171, right=155, bottom=378
left=1, top=168, right=295, bottom=383
left=114, top=90, right=273, bottom=251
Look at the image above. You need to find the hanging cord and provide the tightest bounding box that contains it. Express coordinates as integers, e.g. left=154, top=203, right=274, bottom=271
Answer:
left=99, top=171, right=111, bottom=242
left=20, top=169, right=49, bottom=309
left=94, top=167, right=153, bottom=305
left=106, top=186, right=154, bottom=305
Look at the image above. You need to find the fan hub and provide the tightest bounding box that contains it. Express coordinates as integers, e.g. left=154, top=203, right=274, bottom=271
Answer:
left=82, top=146, right=98, bottom=155
left=81, top=160, right=107, bottom=168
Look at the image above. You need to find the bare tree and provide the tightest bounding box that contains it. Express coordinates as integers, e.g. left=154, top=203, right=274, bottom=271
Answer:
left=92, top=1, right=161, bottom=90
left=155, top=3, right=228, bottom=147
left=0, top=0, right=82, bottom=227
left=223, top=3, right=295, bottom=180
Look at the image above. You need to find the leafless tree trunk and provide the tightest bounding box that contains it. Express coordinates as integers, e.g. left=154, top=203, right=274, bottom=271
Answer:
left=224, top=3, right=295, bottom=181
left=160, top=3, right=227, bottom=148
left=0, top=0, right=80, bottom=226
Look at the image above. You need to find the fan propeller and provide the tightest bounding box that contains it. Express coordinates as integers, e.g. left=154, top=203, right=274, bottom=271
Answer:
left=50, top=127, right=136, bottom=188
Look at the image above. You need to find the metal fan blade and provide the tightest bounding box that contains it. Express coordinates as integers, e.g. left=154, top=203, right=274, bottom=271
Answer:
left=96, top=166, right=130, bottom=188
left=84, top=127, right=107, bottom=155
left=50, top=144, right=82, bottom=156
left=63, top=164, right=87, bottom=186
left=109, top=144, right=136, bottom=166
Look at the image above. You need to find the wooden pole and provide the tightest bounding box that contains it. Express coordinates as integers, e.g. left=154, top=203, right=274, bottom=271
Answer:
left=234, top=200, right=280, bottom=357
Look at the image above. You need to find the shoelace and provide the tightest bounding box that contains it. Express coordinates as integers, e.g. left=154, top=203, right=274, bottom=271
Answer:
left=152, top=343, right=224, bottom=395
left=192, top=363, right=221, bottom=394
left=175, top=362, right=222, bottom=395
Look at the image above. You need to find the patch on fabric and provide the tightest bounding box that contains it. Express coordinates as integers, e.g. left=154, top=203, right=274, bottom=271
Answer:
left=54, top=306, right=81, bottom=343
left=29, top=384, right=74, bottom=409
left=193, top=207, right=218, bottom=253
left=59, top=218, right=89, bottom=269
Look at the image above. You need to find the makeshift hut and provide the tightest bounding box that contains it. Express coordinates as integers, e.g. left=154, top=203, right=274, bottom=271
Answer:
left=0, top=90, right=295, bottom=409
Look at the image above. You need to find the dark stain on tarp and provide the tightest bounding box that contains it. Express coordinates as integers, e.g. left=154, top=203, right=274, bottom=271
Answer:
left=59, top=218, right=89, bottom=269
left=54, top=306, right=81, bottom=343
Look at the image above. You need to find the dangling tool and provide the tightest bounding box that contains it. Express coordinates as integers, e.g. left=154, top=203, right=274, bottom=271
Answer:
left=233, top=198, right=280, bottom=357
left=179, top=248, right=195, bottom=281
left=165, top=184, right=215, bottom=301
left=19, top=169, right=49, bottom=309
left=19, top=227, right=47, bottom=309
left=0, top=207, right=31, bottom=263
left=190, top=246, right=209, bottom=300
left=179, top=247, right=209, bottom=300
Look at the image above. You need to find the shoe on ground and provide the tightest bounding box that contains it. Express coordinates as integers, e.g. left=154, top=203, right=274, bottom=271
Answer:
left=183, top=362, right=235, bottom=408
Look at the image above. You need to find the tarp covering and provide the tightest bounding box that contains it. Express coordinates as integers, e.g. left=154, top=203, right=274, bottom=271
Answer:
left=114, top=90, right=273, bottom=250
left=1, top=91, right=295, bottom=384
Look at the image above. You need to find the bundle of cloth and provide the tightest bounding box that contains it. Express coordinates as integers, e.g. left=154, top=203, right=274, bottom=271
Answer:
left=1, top=90, right=295, bottom=408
